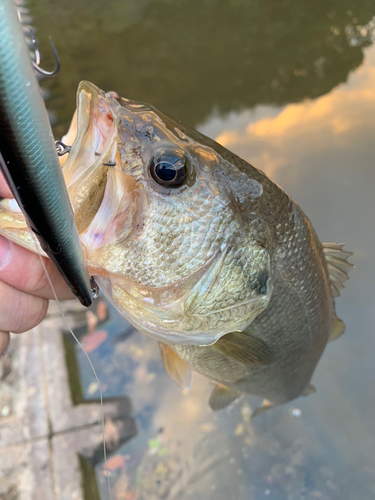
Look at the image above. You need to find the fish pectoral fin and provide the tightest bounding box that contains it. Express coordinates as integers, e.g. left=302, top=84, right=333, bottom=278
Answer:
left=209, top=383, right=241, bottom=411
left=329, top=316, right=345, bottom=342
left=322, top=242, right=353, bottom=298
left=213, top=332, right=274, bottom=366
left=251, top=399, right=274, bottom=418
left=302, top=383, right=316, bottom=397
left=158, top=342, right=192, bottom=390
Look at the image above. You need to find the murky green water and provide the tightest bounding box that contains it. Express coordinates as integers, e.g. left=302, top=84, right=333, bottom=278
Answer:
left=29, top=1, right=375, bottom=498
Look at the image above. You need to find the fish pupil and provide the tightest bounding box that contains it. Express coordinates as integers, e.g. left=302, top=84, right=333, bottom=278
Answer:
left=155, top=162, right=177, bottom=182
left=150, top=151, right=189, bottom=188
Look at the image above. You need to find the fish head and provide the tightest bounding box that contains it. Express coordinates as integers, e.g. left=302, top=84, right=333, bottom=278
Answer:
left=62, top=81, right=273, bottom=346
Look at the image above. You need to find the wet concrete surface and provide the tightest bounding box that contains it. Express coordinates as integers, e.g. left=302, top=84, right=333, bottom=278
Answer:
left=0, top=301, right=136, bottom=500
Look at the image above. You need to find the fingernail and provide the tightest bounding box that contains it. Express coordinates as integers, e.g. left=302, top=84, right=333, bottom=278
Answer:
left=0, top=235, right=12, bottom=271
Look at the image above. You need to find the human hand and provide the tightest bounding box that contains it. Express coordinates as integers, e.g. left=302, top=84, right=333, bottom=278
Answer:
left=0, top=172, right=74, bottom=357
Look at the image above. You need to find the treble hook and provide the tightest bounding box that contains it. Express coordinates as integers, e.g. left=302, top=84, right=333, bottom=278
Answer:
left=28, top=26, right=60, bottom=77
left=28, top=27, right=40, bottom=66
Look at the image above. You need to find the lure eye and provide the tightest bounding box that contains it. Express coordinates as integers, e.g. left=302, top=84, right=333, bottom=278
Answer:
left=150, top=151, right=189, bottom=188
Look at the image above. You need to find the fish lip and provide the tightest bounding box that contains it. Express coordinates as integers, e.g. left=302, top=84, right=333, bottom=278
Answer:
left=77, top=82, right=98, bottom=134
left=61, top=81, right=126, bottom=237
left=62, top=81, right=101, bottom=186
left=74, top=80, right=102, bottom=148
left=63, top=81, right=118, bottom=185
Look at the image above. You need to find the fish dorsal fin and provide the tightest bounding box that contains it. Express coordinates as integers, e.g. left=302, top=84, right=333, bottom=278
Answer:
left=322, top=242, right=354, bottom=298
left=209, top=383, right=241, bottom=411
left=158, top=342, right=192, bottom=390
left=213, top=332, right=274, bottom=366
left=329, top=316, right=345, bottom=342
left=251, top=399, right=274, bottom=418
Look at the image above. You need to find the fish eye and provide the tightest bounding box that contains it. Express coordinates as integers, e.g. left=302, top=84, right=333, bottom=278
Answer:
left=150, top=151, right=189, bottom=188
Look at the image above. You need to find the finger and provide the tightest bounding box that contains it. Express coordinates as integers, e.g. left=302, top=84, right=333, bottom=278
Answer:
left=0, top=280, right=49, bottom=333
left=0, top=172, right=13, bottom=198
left=0, top=235, right=75, bottom=300
left=0, top=331, right=10, bottom=357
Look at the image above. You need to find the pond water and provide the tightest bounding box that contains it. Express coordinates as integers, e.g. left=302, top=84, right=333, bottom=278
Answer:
left=28, top=1, right=375, bottom=498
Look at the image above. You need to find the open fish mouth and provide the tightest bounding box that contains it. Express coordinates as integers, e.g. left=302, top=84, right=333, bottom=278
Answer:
left=59, top=82, right=126, bottom=238
left=59, top=82, right=141, bottom=253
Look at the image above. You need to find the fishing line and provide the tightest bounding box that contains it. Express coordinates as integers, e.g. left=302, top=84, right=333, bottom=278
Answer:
left=30, top=233, right=113, bottom=500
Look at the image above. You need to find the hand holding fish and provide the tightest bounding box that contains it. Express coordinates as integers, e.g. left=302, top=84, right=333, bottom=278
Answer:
left=0, top=173, right=73, bottom=357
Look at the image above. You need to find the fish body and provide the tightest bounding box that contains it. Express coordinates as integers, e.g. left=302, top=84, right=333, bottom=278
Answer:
left=168, top=181, right=349, bottom=409
left=0, top=81, right=352, bottom=412
left=173, top=218, right=331, bottom=407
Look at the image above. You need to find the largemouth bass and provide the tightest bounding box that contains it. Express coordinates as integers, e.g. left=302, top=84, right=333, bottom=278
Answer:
left=0, top=81, right=353, bottom=414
